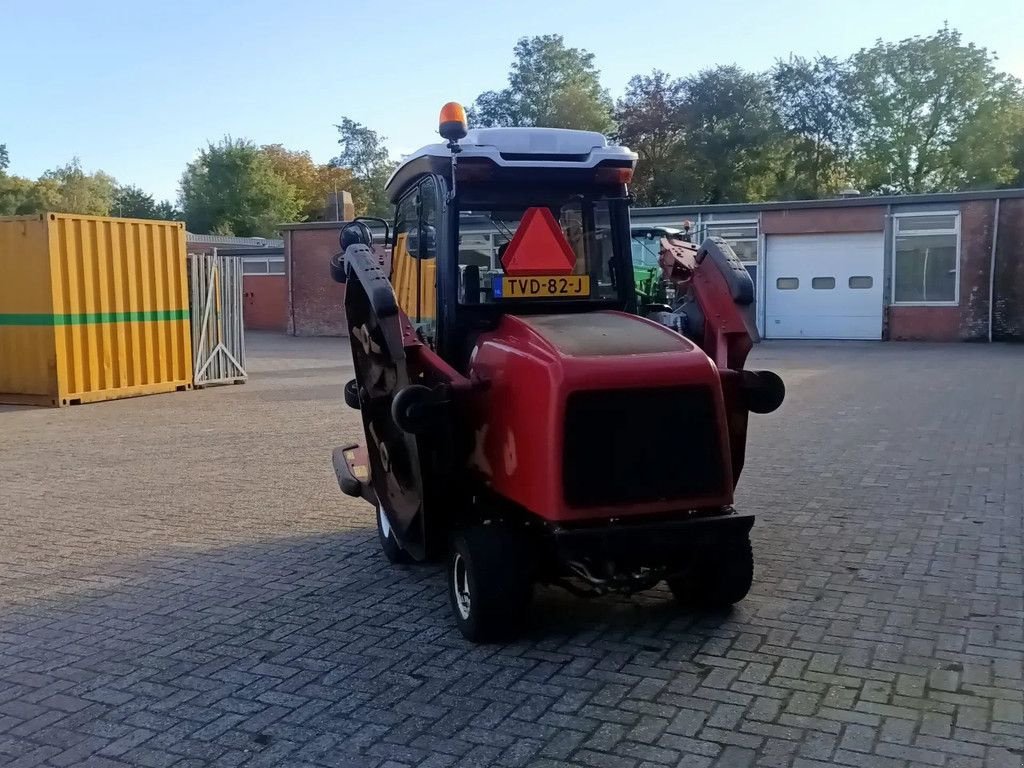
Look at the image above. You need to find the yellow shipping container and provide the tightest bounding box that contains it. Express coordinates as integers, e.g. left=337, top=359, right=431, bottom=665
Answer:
left=0, top=213, right=193, bottom=406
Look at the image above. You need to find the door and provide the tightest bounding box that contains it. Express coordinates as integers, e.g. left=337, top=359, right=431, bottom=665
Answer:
left=764, top=232, right=883, bottom=339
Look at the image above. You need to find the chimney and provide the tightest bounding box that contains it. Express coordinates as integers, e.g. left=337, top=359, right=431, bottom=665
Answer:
left=839, top=188, right=861, bottom=199
left=325, top=190, right=355, bottom=221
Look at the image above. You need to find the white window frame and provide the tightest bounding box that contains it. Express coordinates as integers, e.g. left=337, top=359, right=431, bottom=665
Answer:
left=891, top=211, right=961, bottom=307
left=241, top=255, right=285, bottom=276
left=702, top=218, right=759, bottom=264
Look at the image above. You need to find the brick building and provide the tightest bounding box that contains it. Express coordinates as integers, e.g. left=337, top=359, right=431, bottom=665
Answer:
left=278, top=188, right=1023, bottom=342
left=632, top=189, right=1024, bottom=342
left=186, top=233, right=288, bottom=333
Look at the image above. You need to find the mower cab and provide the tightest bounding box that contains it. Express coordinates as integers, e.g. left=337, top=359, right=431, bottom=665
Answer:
left=330, top=103, right=784, bottom=642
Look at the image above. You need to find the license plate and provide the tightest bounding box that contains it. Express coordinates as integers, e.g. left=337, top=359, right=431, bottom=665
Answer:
left=493, top=275, right=590, bottom=299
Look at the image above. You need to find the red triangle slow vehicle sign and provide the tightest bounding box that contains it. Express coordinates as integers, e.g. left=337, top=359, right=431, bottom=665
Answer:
left=500, top=207, right=577, bottom=276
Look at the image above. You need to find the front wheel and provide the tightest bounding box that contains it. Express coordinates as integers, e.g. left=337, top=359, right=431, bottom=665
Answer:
left=377, top=506, right=412, bottom=564
left=448, top=525, right=532, bottom=643
left=666, top=534, right=753, bottom=610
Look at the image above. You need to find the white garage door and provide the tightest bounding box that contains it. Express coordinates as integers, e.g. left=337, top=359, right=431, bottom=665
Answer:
left=765, top=232, right=883, bottom=339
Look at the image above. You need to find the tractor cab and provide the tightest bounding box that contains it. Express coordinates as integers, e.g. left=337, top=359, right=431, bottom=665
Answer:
left=630, top=224, right=691, bottom=306
left=329, top=103, right=784, bottom=643
left=378, top=112, right=639, bottom=371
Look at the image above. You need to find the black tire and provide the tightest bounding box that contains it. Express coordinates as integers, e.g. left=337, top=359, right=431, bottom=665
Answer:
left=666, top=534, right=753, bottom=610
left=448, top=525, right=532, bottom=643
left=377, top=506, right=412, bottom=564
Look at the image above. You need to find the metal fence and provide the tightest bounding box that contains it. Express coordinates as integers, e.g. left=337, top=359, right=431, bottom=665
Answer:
left=188, top=251, right=247, bottom=387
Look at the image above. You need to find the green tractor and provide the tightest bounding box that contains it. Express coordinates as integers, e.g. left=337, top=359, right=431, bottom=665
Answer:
left=630, top=224, right=690, bottom=306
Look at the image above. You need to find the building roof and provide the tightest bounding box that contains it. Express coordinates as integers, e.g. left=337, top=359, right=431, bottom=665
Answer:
left=277, top=221, right=350, bottom=231
left=186, top=232, right=284, bottom=248
left=217, top=246, right=285, bottom=257
left=631, top=187, right=1024, bottom=219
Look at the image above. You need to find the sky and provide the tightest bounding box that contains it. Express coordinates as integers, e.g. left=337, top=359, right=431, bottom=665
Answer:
left=2, top=0, right=1022, bottom=202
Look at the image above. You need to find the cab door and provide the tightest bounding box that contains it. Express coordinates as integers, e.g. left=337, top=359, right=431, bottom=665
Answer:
left=391, top=177, right=440, bottom=345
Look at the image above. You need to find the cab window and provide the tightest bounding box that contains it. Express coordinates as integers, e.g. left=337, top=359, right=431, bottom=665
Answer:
left=456, top=191, right=623, bottom=305
left=391, top=178, right=439, bottom=343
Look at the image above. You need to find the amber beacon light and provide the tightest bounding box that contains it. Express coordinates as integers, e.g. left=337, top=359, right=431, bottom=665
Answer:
left=439, top=102, right=468, bottom=141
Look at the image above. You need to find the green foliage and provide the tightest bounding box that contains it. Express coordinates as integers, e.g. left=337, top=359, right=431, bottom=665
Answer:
left=27, top=159, right=117, bottom=215
left=771, top=56, right=853, bottom=198
left=471, top=35, right=614, bottom=133
left=0, top=144, right=8, bottom=174
left=847, top=26, right=1024, bottom=193
left=113, top=184, right=181, bottom=220
left=0, top=174, right=34, bottom=215
left=262, top=143, right=355, bottom=221
left=679, top=67, right=786, bottom=204
left=615, top=71, right=689, bottom=205
left=179, top=137, right=300, bottom=237
left=331, top=118, right=396, bottom=218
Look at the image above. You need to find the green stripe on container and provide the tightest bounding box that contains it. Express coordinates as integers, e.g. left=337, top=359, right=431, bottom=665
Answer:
left=0, top=309, right=190, bottom=326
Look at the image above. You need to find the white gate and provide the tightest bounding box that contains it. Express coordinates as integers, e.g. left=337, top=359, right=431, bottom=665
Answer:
left=188, top=251, right=247, bottom=387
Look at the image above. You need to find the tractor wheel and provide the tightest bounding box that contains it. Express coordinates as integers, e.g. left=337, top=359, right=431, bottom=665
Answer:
left=447, top=525, right=532, bottom=643
left=666, top=534, right=753, bottom=610
left=377, top=506, right=412, bottom=564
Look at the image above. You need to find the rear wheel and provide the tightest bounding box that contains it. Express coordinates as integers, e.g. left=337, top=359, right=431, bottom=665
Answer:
left=377, top=506, right=412, bottom=564
left=448, top=525, right=532, bottom=643
left=666, top=534, right=753, bottom=610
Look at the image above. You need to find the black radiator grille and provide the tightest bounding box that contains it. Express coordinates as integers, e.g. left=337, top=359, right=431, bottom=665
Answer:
left=562, top=386, right=725, bottom=507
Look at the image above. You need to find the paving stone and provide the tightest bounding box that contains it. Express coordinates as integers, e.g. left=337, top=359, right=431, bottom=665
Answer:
left=0, top=339, right=1020, bottom=768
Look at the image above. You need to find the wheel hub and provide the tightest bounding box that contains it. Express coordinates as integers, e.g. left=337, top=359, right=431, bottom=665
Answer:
left=452, top=553, right=471, bottom=620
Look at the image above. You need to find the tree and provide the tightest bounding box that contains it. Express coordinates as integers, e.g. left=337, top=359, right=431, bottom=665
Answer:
left=0, top=175, right=34, bottom=215
left=679, top=67, right=786, bottom=204
left=153, top=200, right=181, bottom=220
left=848, top=26, right=1024, bottom=194
left=615, top=71, right=688, bottom=205
left=261, top=144, right=355, bottom=221
left=470, top=35, right=614, bottom=133
left=112, top=184, right=180, bottom=220
left=0, top=144, right=8, bottom=174
left=29, top=159, right=117, bottom=215
left=331, top=118, right=396, bottom=218
left=179, top=137, right=300, bottom=236
left=945, top=94, right=1024, bottom=189
left=771, top=55, right=854, bottom=198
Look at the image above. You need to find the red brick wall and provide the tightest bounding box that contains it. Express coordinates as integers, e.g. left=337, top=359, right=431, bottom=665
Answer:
left=994, top=198, right=1024, bottom=341
left=886, top=200, right=1000, bottom=342
left=288, top=229, right=348, bottom=337
left=956, top=200, right=996, bottom=341
left=286, top=226, right=389, bottom=337
left=242, top=275, right=287, bottom=332
left=762, top=206, right=885, bottom=234
left=887, top=307, right=961, bottom=341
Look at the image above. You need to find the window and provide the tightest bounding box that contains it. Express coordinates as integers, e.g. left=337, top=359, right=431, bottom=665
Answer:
left=241, top=256, right=285, bottom=275
left=459, top=233, right=496, bottom=270
left=893, top=213, right=959, bottom=304
left=776, top=277, right=799, bottom=290
left=705, top=222, right=758, bottom=263
left=392, top=178, right=440, bottom=342
left=457, top=191, right=625, bottom=305
left=812, top=277, right=835, bottom=289
left=849, top=276, right=873, bottom=289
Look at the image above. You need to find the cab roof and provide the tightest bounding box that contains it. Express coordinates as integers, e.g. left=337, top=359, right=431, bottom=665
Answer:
left=386, top=127, right=637, bottom=202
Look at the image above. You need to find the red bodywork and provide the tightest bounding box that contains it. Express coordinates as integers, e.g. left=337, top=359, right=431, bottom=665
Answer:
left=464, top=311, right=735, bottom=523
left=393, top=235, right=758, bottom=527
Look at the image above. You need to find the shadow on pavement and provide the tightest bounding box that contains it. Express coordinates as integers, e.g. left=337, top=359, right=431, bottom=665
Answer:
left=0, top=529, right=740, bottom=767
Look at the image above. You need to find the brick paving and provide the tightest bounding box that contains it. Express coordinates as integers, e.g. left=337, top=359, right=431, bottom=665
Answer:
left=0, top=333, right=1021, bottom=768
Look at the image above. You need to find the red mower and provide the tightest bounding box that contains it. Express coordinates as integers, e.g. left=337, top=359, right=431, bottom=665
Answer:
left=330, top=103, right=784, bottom=642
